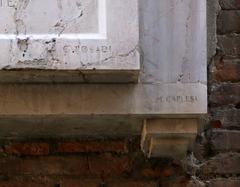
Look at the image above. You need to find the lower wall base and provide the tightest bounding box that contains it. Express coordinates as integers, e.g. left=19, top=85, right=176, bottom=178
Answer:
left=0, top=137, right=240, bottom=187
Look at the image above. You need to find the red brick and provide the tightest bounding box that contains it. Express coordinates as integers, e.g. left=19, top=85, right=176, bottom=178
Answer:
left=141, top=168, right=162, bottom=178
left=141, top=166, right=182, bottom=178
left=159, top=177, right=190, bottom=187
left=162, top=167, right=176, bottom=177
left=57, top=140, right=128, bottom=154
left=4, top=143, right=49, bottom=156
left=212, top=57, right=240, bottom=82
left=210, top=120, right=222, bottom=129
left=0, top=178, right=105, bottom=187
left=59, top=179, right=102, bottom=187
left=0, top=181, right=52, bottom=187
left=108, top=181, right=158, bottom=187
left=88, top=153, right=132, bottom=177
left=141, top=167, right=176, bottom=178
left=140, top=163, right=183, bottom=179
left=0, top=156, right=89, bottom=176
left=0, top=154, right=134, bottom=177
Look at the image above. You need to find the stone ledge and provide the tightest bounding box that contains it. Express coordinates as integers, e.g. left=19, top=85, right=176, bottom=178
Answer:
left=141, top=119, right=198, bottom=159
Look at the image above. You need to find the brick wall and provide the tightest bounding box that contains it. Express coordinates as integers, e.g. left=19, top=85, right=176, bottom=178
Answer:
left=0, top=0, right=239, bottom=186
left=204, top=0, right=240, bottom=186
left=0, top=138, right=191, bottom=187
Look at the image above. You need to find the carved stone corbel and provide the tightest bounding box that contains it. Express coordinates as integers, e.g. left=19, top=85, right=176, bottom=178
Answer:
left=141, top=119, right=198, bottom=159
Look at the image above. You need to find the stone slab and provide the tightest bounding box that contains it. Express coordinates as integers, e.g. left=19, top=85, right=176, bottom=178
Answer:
left=140, top=0, right=207, bottom=84
left=141, top=119, right=198, bottom=158
left=0, top=0, right=140, bottom=82
left=0, top=83, right=207, bottom=116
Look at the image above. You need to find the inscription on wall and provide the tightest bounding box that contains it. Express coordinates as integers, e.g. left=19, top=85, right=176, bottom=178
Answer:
left=0, top=0, right=140, bottom=83
left=157, top=96, right=198, bottom=103
left=0, top=0, right=16, bottom=7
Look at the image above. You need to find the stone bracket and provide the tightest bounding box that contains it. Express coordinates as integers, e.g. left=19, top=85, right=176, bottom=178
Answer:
left=141, top=119, right=198, bottom=159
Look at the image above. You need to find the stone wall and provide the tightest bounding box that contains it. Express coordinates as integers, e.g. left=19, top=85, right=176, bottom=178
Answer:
left=0, top=0, right=239, bottom=186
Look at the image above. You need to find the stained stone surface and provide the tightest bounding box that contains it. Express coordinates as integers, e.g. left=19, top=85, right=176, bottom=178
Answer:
left=0, top=0, right=207, bottom=120
left=0, top=0, right=140, bottom=82
left=140, top=0, right=207, bottom=84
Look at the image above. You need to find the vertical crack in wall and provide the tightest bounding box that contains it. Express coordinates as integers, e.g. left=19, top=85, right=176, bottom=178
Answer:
left=13, top=0, right=30, bottom=35
left=53, top=0, right=84, bottom=36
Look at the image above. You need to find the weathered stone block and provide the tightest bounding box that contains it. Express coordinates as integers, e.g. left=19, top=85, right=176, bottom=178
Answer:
left=140, top=0, right=207, bottom=84
left=0, top=83, right=208, bottom=116
left=141, top=119, right=198, bottom=159
left=0, top=0, right=140, bottom=83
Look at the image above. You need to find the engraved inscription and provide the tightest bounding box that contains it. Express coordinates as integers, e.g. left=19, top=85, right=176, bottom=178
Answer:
left=62, top=44, right=112, bottom=56
left=0, top=0, right=17, bottom=8
left=0, top=0, right=140, bottom=81
left=157, top=96, right=198, bottom=103
left=78, top=45, right=112, bottom=54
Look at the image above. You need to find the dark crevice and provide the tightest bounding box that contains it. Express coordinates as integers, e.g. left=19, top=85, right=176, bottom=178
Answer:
left=235, top=102, right=240, bottom=109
